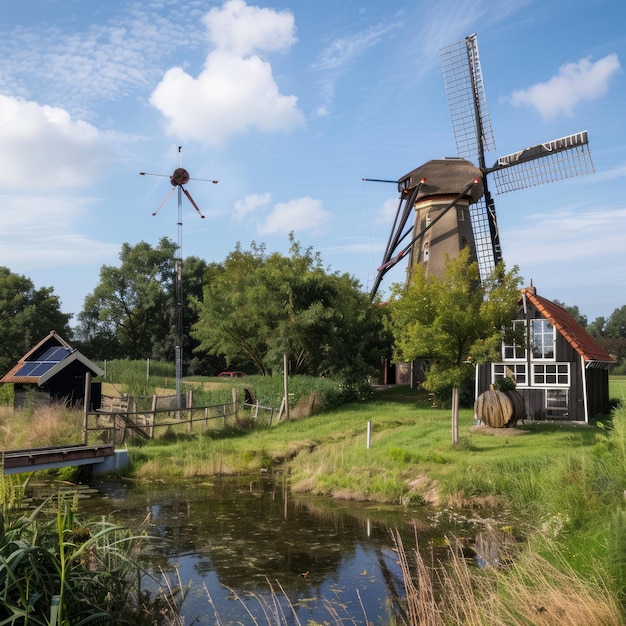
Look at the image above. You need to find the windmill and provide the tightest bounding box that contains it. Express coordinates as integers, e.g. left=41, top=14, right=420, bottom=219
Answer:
left=140, top=147, right=218, bottom=405
left=368, top=33, right=594, bottom=299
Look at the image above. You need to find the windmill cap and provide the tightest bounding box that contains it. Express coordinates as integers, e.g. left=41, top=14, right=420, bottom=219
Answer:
left=399, top=158, right=483, bottom=203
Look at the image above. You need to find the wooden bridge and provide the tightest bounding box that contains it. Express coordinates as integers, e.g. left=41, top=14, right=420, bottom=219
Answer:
left=1, top=444, right=127, bottom=475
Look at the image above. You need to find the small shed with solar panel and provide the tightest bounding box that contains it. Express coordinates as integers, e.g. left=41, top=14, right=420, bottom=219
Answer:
left=0, top=331, right=104, bottom=410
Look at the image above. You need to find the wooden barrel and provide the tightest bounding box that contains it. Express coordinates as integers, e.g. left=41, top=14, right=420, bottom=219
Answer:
left=475, top=389, right=525, bottom=428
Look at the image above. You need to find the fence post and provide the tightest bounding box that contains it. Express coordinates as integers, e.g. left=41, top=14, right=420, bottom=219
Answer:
left=150, top=394, right=157, bottom=439
left=83, top=372, right=91, bottom=445
left=187, top=390, right=193, bottom=433
left=232, top=388, right=238, bottom=427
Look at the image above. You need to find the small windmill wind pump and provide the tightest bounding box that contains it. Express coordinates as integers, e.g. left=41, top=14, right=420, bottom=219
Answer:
left=368, top=33, right=594, bottom=299
left=140, top=147, right=218, bottom=404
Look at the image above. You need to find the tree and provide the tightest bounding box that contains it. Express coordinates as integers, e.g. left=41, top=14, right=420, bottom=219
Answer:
left=0, top=267, right=72, bottom=375
left=76, top=238, right=177, bottom=360
left=191, top=236, right=390, bottom=382
left=553, top=300, right=588, bottom=328
left=599, top=306, right=626, bottom=374
left=604, top=305, right=626, bottom=339
left=587, top=316, right=606, bottom=339
left=387, top=249, right=522, bottom=444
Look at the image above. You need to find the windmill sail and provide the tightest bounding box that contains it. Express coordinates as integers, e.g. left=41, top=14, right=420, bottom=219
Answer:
left=440, top=33, right=495, bottom=164
left=491, top=131, right=593, bottom=193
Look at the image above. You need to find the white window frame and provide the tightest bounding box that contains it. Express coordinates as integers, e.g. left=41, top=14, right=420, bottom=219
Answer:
left=532, top=362, right=570, bottom=387
left=492, top=363, right=527, bottom=386
left=423, top=242, right=429, bottom=262
left=502, top=319, right=527, bottom=360
left=546, top=388, right=569, bottom=417
left=531, top=319, right=555, bottom=360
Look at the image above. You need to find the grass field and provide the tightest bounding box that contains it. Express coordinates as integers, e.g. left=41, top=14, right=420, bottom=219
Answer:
left=611, top=376, right=626, bottom=402
left=2, top=377, right=625, bottom=623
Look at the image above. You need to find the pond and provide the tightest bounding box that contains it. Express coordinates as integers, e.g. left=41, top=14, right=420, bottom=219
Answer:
left=76, top=474, right=510, bottom=625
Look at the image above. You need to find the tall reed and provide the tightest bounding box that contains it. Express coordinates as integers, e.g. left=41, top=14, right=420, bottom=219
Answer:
left=0, top=489, right=187, bottom=624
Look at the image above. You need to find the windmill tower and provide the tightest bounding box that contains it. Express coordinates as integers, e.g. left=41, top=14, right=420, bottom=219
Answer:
left=140, top=147, right=218, bottom=405
left=369, top=33, right=594, bottom=299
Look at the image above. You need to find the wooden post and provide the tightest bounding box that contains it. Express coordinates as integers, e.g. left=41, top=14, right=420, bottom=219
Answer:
left=232, top=388, right=238, bottom=426
left=82, top=372, right=91, bottom=445
left=283, top=353, right=290, bottom=420
left=150, top=394, right=157, bottom=439
left=451, top=386, right=459, bottom=445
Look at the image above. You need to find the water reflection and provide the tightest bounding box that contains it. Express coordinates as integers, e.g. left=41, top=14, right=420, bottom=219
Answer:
left=78, top=475, right=504, bottom=624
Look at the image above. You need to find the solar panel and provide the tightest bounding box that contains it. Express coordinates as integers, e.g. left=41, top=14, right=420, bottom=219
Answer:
left=37, top=346, right=70, bottom=362
left=13, top=346, right=71, bottom=378
left=14, top=362, right=40, bottom=376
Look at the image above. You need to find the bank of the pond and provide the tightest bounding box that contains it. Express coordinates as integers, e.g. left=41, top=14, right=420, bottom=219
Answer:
left=122, top=385, right=626, bottom=616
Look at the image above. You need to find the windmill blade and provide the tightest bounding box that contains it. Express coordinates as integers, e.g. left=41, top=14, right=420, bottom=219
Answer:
left=490, top=131, right=594, bottom=193
left=440, top=33, right=495, bottom=166
left=182, top=187, right=206, bottom=219
left=151, top=186, right=177, bottom=216
left=470, top=190, right=503, bottom=283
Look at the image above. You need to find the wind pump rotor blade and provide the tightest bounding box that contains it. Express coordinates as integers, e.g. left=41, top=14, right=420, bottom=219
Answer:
left=152, top=186, right=177, bottom=216
left=489, top=131, right=594, bottom=194
left=182, top=188, right=205, bottom=219
left=440, top=33, right=495, bottom=165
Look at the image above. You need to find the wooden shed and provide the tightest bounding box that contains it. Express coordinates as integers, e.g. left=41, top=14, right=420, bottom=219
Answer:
left=0, top=331, right=104, bottom=410
left=476, top=285, right=613, bottom=423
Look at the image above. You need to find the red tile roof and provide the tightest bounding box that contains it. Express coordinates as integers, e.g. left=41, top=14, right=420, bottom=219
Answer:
left=521, top=287, right=613, bottom=363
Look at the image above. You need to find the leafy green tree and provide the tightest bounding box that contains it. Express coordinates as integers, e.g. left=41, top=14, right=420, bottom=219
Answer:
left=191, top=236, right=389, bottom=383
left=599, top=306, right=626, bottom=375
left=554, top=300, right=588, bottom=328
left=587, top=316, right=606, bottom=339
left=77, top=238, right=177, bottom=360
left=387, top=249, right=522, bottom=443
left=0, top=267, right=72, bottom=375
left=605, top=305, right=626, bottom=339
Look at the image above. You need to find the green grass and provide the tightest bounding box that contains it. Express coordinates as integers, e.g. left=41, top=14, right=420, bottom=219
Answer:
left=611, top=376, right=626, bottom=404
left=2, top=377, right=626, bottom=621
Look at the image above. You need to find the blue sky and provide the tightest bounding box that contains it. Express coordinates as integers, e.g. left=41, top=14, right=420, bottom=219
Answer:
left=0, top=0, right=624, bottom=324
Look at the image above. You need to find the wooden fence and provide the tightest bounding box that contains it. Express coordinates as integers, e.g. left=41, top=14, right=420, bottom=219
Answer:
left=83, top=388, right=278, bottom=445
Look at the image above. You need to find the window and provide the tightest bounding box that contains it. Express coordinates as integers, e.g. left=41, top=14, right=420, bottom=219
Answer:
left=493, top=363, right=527, bottom=386
left=532, top=319, right=555, bottom=359
left=533, top=363, right=569, bottom=386
left=457, top=207, right=466, bottom=221
left=503, top=319, right=526, bottom=360
left=546, top=389, right=569, bottom=417
left=423, top=242, right=429, bottom=262
left=425, top=212, right=431, bottom=227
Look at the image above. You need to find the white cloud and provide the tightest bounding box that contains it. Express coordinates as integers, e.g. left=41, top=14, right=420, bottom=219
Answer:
left=0, top=95, right=113, bottom=189
left=510, top=53, right=620, bottom=119
left=234, top=192, right=271, bottom=220
left=258, top=196, right=332, bottom=235
left=311, top=22, right=398, bottom=73
left=150, top=0, right=304, bottom=145
left=204, top=0, right=296, bottom=56
left=0, top=194, right=119, bottom=268
left=504, top=206, right=626, bottom=265
left=380, top=197, right=400, bottom=223
left=311, top=21, right=401, bottom=116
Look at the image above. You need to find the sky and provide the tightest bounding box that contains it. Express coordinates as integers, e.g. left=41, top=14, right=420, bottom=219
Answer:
left=0, top=0, right=624, bottom=325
